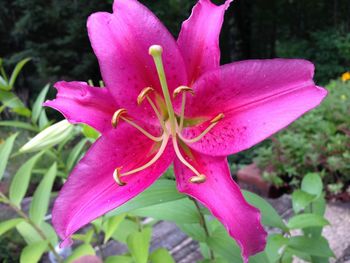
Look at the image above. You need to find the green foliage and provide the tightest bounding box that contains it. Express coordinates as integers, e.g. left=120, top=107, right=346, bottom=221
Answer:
left=255, top=80, right=350, bottom=194
left=277, top=29, right=350, bottom=84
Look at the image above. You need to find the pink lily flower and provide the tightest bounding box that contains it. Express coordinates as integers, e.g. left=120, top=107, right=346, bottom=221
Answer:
left=45, top=0, right=327, bottom=261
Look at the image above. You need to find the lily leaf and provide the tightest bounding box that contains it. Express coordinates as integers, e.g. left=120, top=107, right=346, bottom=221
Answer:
left=127, top=227, right=152, bottom=263
left=243, top=190, right=288, bottom=231
left=29, top=163, right=57, bottom=225
left=9, top=151, right=45, bottom=206
left=0, top=133, right=18, bottom=181
left=287, top=213, right=329, bottom=230
left=20, top=241, right=48, bottom=263
left=9, top=58, right=31, bottom=89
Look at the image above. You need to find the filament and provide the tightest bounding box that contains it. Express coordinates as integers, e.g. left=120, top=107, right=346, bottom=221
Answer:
left=179, top=113, right=224, bottom=144
left=172, top=136, right=206, bottom=183
left=120, top=134, right=169, bottom=177
left=121, top=117, right=163, bottom=142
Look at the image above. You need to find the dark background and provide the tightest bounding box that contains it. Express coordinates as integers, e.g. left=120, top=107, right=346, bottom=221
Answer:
left=1, top=0, right=349, bottom=103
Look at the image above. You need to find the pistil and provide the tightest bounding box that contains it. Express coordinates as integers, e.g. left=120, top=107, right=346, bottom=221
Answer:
left=149, top=45, right=177, bottom=136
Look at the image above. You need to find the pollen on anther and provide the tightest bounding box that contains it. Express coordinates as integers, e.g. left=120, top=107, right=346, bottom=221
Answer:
left=173, top=86, right=194, bottom=98
left=111, top=109, right=128, bottom=128
left=113, top=167, right=126, bottom=186
left=137, top=87, right=154, bottom=105
left=189, top=174, right=206, bottom=184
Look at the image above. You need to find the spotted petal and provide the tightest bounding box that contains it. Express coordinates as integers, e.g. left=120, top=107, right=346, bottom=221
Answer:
left=181, top=59, right=328, bottom=156
left=174, top=150, right=267, bottom=262
left=87, top=0, right=187, bottom=124
left=178, top=0, right=233, bottom=83
left=44, top=81, right=117, bottom=133
left=52, top=124, right=174, bottom=245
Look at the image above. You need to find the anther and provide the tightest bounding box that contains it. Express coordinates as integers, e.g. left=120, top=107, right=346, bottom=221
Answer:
left=173, top=86, right=194, bottom=98
left=210, top=113, right=225, bottom=124
left=113, top=167, right=126, bottom=186
left=111, top=109, right=128, bottom=128
left=149, top=45, right=163, bottom=56
left=137, top=87, right=154, bottom=105
left=189, top=174, right=206, bottom=184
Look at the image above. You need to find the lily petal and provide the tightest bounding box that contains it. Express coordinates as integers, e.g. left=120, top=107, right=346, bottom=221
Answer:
left=178, top=0, right=233, bottom=83
left=87, top=0, right=187, bottom=124
left=181, top=59, right=327, bottom=156
left=44, top=81, right=117, bottom=133
left=174, top=150, right=267, bottom=262
left=52, top=124, right=174, bottom=245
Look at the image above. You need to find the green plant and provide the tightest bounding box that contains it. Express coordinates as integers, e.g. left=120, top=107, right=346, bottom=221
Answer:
left=255, top=79, right=350, bottom=194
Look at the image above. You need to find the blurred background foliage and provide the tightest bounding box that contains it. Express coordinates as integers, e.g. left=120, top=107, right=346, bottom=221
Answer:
left=1, top=0, right=350, bottom=101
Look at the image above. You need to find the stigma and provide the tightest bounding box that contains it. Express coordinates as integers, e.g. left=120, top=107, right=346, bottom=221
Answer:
left=110, top=45, right=225, bottom=186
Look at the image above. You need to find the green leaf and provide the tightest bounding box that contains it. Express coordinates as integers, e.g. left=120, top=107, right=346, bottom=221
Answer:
left=16, top=221, right=58, bottom=246
left=249, top=251, right=269, bottom=263
left=9, top=58, right=31, bottom=89
left=0, top=90, right=31, bottom=117
left=288, top=236, right=334, bottom=258
left=0, top=75, right=8, bottom=90
left=301, top=173, right=323, bottom=197
left=131, top=198, right=199, bottom=224
left=150, top=248, right=175, bottom=263
left=112, top=219, right=139, bottom=244
left=292, top=190, right=316, bottom=213
left=0, top=218, right=24, bottom=236
left=127, top=227, right=152, bottom=263
left=20, top=241, right=48, bottom=263
left=243, top=190, right=288, bottom=231
left=105, top=255, right=133, bottom=263
left=20, top=120, right=73, bottom=153
left=65, top=244, right=95, bottom=263
left=29, top=163, right=57, bottom=225
left=103, top=214, right=126, bottom=244
left=66, top=138, right=88, bottom=171
left=0, top=121, right=38, bottom=131
left=287, top=213, right=329, bottom=230
left=265, top=234, right=288, bottom=263
left=38, top=109, right=50, bottom=129
left=9, top=151, right=45, bottom=206
left=178, top=223, right=206, bottom=242
left=108, top=179, right=185, bottom=217
left=82, top=124, right=100, bottom=140
left=31, top=84, right=49, bottom=124
left=206, top=221, right=243, bottom=263
left=0, top=133, right=18, bottom=181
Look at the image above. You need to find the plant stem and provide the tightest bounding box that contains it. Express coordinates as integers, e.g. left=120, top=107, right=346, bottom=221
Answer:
left=0, top=192, right=63, bottom=263
left=191, top=198, right=215, bottom=261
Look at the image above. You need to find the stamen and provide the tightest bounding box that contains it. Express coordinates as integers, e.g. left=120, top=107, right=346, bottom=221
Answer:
left=172, top=137, right=206, bottom=184
left=137, top=87, right=166, bottom=132
left=113, top=167, right=126, bottom=186
left=121, top=117, right=163, bottom=142
left=149, top=45, right=177, bottom=135
left=118, top=134, right=169, bottom=177
left=179, top=113, right=225, bottom=144
left=111, top=109, right=128, bottom=128
left=173, top=86, right=194, bottom=98
left=111, top=109, right=162, bottom=142
left=173, top=86, right=194, bottom=132
left=137, top=87, right=154, bottom=105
